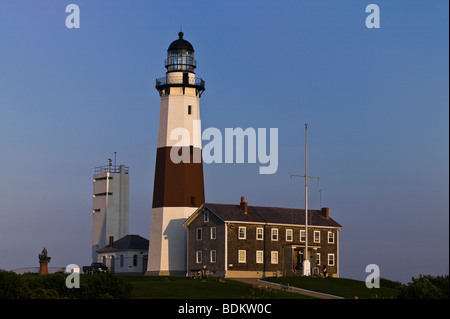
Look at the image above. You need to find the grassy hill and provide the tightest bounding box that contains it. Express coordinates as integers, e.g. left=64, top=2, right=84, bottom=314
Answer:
left=120, top=276, right=311, bottom=299
left=264, top=276, right=398, bottom=299
left=120, top=275, right=398, bottom=299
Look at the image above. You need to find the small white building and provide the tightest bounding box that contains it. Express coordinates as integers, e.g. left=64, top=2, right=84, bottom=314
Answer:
left=97, top=235, right=149, bottom=274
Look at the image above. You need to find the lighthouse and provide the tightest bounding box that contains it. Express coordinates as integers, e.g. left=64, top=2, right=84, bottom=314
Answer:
left=146, top=32, right=206, bottom=276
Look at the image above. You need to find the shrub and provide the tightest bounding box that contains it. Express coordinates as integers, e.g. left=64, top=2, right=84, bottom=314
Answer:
left=0, top=270, right=133, bottom=299
left=380, top=277, right=404, bottom=290
left=0, top=270, right=26, bottom=299
left=398, top=274, right=449, bottom=299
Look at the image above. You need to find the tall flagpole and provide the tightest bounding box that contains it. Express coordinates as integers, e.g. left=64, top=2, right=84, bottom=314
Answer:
left=304, top=123, right=309, bottom=275
left=291, top=124, right=318, bottom=276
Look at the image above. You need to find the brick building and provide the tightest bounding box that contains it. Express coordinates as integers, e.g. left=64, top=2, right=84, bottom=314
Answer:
left=183, top=197, right=342, bottom=278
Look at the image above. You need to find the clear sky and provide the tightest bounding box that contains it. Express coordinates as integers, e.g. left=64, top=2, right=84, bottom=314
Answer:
left=0, top=0, right=448, bottom=284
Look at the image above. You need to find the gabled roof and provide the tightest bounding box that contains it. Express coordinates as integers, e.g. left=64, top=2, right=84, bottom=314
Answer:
left=184, top=203, right=342, bottom=229
left=97, top=235, right=149, bottom=253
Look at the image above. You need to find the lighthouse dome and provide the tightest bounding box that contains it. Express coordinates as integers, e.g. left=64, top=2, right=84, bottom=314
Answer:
left=168, top=32, right=194, bottom=52
left=165, top=32, right=196, bottom=73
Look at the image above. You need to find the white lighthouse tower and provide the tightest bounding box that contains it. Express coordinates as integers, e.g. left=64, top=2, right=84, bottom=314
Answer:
left=146, top=32, right=206, bottom=276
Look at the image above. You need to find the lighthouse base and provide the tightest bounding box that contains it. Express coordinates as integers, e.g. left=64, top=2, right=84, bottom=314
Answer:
left=145, top=270, right=186, bottom=276
left=146, top=206, right=196, bottom=276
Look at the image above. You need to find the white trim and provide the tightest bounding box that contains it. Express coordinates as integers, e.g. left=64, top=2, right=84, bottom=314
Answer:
left=336, top=231, right=340, bottom=277
left=238, top=226, right=246, bottom=240
left=256, top=227, right=264, bottom=240
left=314, top=230, right=320, bottom=243
left=286, top=229, right=293, bottom=242
left=223, top=220, right=342, bottom=229
left=256, top=250, right=264, bottom=264
left=238, top=250, right=246, bottom=263
left=196, top=251, right=202, bottom=264
left=327, top=253, right=335, bottom=266
left=271, top=228, right=278, bottom=241
left=184, top=205, right=343, bottom=230
left=271, top=251, right=278, bottom=264
left=224, top=223, right=228, bottom=276
left=328, top=231, right=335, bottom=244
left=300, top=229, right=306, bottom=242
left=196, top=228, right=202, bottom=241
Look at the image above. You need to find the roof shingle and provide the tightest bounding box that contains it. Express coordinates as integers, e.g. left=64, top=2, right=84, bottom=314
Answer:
left=97, top=234, right=149, bottom=253
left=203, top=203, right=342, bottom=228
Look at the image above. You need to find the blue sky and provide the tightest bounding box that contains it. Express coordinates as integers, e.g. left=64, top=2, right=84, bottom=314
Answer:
left=0, top=0, right=448, bottom=284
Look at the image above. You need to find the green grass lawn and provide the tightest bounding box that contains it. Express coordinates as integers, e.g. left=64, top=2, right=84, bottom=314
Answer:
left=264, top=276, right=398, bottom=299
left=120, top=276, right=313, bottom=299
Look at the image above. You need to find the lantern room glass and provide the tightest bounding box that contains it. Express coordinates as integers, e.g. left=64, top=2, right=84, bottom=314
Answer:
left=166, top=49, right=196, bottom=72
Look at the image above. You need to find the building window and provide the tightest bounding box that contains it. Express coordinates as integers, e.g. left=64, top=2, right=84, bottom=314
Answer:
left=94, top=192, right=113, bottom=197
left=286, top=229, right=293, bottom=242
left=133, top=255, right=138, bottom=267
left=210, top=227, right=216, bottom=240
left=196, top=228, right=202, bottom=240
left=94, top=176, right=113, bottom=182
left=328, top=231, right=335, bottom=244
left=93, top=209, right=101, bottom=213
left=328, top=254, right=335, bottom=266
left=238, top=227, right=246, bottom=239
left=300, top=230, right=306, bottom=242
left=238, top=250, right=246, bottom=263
left=271, top=251, right=278, bottom=264
left=190, top=196, right=196, bottom=206
left=256, top=251, right=264, bottom=264
left=210, top=250, right=216, bottom=263
left=271, top=228, right=278, bottom=241
left=204, top=211, right=209, bottom=223
left=120, top=255, right=124, bottom=267
left=314, top=230, right=320, bottom=243
left=188, top=105, right=192, bottom=115
left=196, top=251, right=202, bottom=263
left=256, top=228, right=264, bottom=240
left=316, top=253, right=321, bottom=266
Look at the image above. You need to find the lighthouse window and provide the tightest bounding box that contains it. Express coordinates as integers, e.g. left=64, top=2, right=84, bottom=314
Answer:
left=188, top=105, right=192, bottom=115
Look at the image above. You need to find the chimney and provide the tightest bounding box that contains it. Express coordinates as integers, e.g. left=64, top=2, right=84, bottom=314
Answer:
left=109, top=236, right=114, bottom=248
left=240, top=196, right=248, bottom=214
left=321, top=207, right=329, bottom=219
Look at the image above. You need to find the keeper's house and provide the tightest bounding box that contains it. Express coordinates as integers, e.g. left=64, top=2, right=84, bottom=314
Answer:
left=183, top=197, right=342, bottom=278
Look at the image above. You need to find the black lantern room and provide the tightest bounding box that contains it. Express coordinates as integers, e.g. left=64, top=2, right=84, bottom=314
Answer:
left=165, top=32, right=196, bottom=73
left=156, top=32, right=205, bottom=96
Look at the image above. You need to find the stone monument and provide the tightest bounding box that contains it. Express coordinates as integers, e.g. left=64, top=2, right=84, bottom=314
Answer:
left=38, top=247, right=51, bottom=275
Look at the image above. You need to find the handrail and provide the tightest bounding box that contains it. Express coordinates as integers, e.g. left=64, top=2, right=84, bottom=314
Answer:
left=156, top=76, right=205, bottom=87
left=94, top=165, right=129, bottom=174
